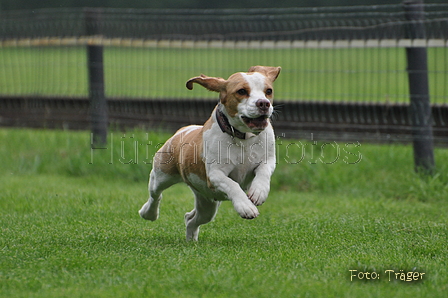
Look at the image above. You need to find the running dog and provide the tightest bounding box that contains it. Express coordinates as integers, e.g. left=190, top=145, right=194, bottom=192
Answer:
left=139, top=66, right=281, bottom=241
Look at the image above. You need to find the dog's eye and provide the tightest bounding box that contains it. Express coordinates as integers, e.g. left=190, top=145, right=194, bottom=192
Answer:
left=237, top=89, right=248, bottom=96
left=266, top=88, right=273, bottom=96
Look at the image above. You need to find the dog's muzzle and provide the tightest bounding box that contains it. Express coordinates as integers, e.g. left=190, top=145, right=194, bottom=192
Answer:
left=241, top=99, right=272, bottom=131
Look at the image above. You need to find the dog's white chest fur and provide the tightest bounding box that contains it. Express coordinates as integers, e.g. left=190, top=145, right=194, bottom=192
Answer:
left=139, top=66, right=281, bottom=241
left=198, top=119, right=275, bottom=200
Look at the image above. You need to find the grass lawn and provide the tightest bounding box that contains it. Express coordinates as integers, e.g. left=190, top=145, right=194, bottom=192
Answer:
left=0, top=46, right=446, bottom=103
left=1, top=128, right=448, bottom=297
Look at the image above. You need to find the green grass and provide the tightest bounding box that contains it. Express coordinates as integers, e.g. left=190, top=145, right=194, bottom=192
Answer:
left=0, top=46, right=447, bottom=102
left=1, top=128, right=448, bottom=297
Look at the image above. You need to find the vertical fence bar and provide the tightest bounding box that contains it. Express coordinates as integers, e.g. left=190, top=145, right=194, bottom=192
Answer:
left=403, top=0, right=435, bottom=174
left=86, top=8, right=108, bottom=146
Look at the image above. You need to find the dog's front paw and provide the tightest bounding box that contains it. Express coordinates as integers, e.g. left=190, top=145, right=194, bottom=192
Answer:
left=233, top=199, right=259, bottom=219
left=247, top=183, right=270, bottom=206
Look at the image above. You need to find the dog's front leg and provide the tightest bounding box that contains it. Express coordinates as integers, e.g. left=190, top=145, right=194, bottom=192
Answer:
left=248, top=153, right=276, bottom=206
left=208, top=169, right=259, bottom=219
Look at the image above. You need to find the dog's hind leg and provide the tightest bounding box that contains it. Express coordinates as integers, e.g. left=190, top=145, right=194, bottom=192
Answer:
left=185, top=192, right=221, bottom=241
left=139, top=168, right=181, bottom=221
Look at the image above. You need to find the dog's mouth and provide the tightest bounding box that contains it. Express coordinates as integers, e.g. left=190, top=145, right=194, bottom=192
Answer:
left=241, top=115, right=270, bottom=131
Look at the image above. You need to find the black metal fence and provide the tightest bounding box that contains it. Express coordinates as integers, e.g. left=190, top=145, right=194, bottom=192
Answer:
left=1, top=3, right=448, bottom=156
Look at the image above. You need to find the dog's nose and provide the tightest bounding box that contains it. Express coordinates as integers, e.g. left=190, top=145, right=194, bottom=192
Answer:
left=256, top=99, right=271, bottom=111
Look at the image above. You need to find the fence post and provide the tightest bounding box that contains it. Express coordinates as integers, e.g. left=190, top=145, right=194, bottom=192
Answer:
left=85, top=8, right=108, bottom=147
left=403, top=0, right=435, bottom=174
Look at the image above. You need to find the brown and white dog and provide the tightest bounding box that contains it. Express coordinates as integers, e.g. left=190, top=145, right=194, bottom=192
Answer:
left=139, top=66, right=281, bottom=241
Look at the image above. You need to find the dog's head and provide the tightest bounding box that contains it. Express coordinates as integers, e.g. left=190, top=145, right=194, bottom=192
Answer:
left=186, top=66, right=281, bottom=134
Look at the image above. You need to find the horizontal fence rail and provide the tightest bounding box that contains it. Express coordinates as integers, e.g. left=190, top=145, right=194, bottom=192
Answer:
left=1, top=96, right=447, bottom=145
left=2, top=37, right=448, bottom=48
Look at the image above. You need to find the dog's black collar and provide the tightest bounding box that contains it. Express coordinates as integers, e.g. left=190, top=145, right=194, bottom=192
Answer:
left=215, top=107, right=247, bottom=139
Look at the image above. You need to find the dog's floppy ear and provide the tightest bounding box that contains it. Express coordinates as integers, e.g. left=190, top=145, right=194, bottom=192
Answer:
left=186, top=74, right=227, bottom=92
left=248, top=66, right=281, bottom=82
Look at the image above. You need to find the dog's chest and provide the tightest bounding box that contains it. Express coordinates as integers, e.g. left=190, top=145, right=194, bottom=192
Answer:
left=205, top=132, right=267, bottom=163
left=182, top=121, right=273, bottom=200
left=204, top=132, right=268, bottom=186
